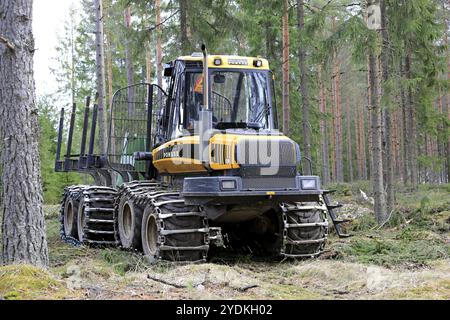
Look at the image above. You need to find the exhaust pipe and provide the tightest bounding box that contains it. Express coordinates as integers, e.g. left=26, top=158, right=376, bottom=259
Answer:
left=198, top=44, right=212, bottom=165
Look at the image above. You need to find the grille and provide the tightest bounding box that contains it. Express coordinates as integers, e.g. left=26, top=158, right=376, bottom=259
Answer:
left=236, top=138, right=296, bottom=167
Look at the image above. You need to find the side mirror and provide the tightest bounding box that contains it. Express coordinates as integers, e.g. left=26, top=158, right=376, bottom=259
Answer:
left=163, top=64, right=173, bottom=77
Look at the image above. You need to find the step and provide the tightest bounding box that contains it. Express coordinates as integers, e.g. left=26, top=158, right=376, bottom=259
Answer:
left=327, top=203, right=343, bottom=210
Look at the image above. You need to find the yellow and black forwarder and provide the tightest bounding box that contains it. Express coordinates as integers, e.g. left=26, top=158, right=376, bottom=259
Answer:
left=56, top=46, right=349, bottom=262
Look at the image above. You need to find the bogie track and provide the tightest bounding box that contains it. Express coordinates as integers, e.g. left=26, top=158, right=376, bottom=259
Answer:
left=114, top=181, right=161, bottom=250
left=280, top=200, right=329, bottom=258
left=60, top=186, right=117, bottom=246
left=140, top=192, right=209, bottom=263
left=61, top=183, right=332, bottom=262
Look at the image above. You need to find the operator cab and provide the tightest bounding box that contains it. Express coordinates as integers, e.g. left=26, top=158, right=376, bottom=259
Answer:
left=158, top=54, right=279, bottom=141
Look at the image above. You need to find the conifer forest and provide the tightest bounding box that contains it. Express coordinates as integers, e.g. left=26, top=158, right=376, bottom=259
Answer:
left=0, top=0, right=449, bottom=301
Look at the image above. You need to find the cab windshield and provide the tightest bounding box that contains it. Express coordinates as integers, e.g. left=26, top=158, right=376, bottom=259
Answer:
left=184, top=70, right=274, bottom=130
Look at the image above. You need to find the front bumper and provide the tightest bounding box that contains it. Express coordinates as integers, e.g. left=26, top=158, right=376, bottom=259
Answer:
left=182, top=175, right=323, bottom=205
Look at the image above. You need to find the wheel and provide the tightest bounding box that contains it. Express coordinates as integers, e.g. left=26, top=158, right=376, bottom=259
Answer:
left=76, top=187, right=117, bottom=246
left=281, top=201, right=328, bottom=257
left=118, top=195, right=143, bottom=250
left=141, top=194, right=209, bottom=263
left=77, top=196, right=87, bottom=243
left=141, top=206, right=159, bottom=263
left=63, top=194, right=80, bottom=239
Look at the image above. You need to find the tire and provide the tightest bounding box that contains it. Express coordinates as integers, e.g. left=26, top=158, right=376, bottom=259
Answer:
left=141, top=206, right=159, bottom=264
left=141, top=194, right=208, bottom=263
left=76, top=187, right=117, bottom=246
left=282, top=202, right=328, bottom=257
left=118, top=194, right=144, bottom=250
left=77, top=196, right=87, bottom=243
left=63, top=193, right=80, bottom=239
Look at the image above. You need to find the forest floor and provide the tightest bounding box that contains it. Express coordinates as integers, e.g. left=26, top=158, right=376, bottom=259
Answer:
left=1, top=183, right=449, bottom=300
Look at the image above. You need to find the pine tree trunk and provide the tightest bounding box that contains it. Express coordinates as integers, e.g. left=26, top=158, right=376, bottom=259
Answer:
left=282, top=0, right=290, bottom=136
left=380, top=0, right=395, bottom=210
left=366, top=56, right=373, bottom=178
left=124, top=6, right=135, bottom=116
left=405, top=52, right=418, bottom=189
left=94, top=0, right=108, bottom=154
left=297, top=0, right=311, bottom=173
left=346, top=96, right=354, bottom=182
left=319, top=65, right=330, bottom=184
left=0, top=0, right=49, bottom=266
left=400, top=60, right=409, bottom=185
left=180, top=0, right=189, bottom=53
left=330, top=71, right=337, bottom=181
left=156, top=0, right=163, bottom=89
left=360, top=103, right=368, bottom=179
left=146, top=41, right=152, bottom=83
left=355, top=104, right=362, bottom=179
left=369, top=43, right=387, bottom=224
left=334, top=57, right=344, bottom=182
left=105, top=31, right=114, bottom=107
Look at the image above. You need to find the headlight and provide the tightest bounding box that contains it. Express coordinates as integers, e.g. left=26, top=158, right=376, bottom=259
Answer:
left=221, top=180, right=236, bottom=190
left=301, top=179, right=317, bottom=190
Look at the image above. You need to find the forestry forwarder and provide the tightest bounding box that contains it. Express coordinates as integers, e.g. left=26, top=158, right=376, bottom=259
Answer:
left=56, top=46, right=350, bottom=263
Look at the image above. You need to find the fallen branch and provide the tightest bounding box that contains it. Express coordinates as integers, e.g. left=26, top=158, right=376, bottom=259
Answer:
left=236, top=284, right=258, bottom=292
left=147, top=275, right=186, bottom=289
left=0, top=35, right=15, bottom=50
left=377, top=208, right=396, bottom=230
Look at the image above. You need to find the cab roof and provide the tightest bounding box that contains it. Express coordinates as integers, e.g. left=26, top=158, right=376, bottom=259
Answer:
left=176, top=54, right=270, bottom=70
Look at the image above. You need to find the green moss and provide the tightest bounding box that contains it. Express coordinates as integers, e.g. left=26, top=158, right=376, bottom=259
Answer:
left=100, top=248, right=146, bottom=276
left=338, top=237, right=449, bottom=267
left=265, top=283, right=325, bottom=300
left=387, top=279, right=450, bottom=300
left=0, top=265, right=75, bottom=300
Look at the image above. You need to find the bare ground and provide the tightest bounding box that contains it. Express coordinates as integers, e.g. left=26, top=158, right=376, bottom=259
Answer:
left=1, top=184, right=449, bottom=300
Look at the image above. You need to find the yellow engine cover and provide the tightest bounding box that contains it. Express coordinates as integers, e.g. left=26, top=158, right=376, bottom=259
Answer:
left=152, top=134, right=296, bottom=174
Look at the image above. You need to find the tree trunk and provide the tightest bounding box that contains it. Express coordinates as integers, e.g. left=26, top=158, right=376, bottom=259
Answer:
left=405, top=52, right=418, bottom=189
left=156, top=0, right=163, bottom=89
left=380, top=0, right=395, bottom=210
left=146, top=41, right=152, bottom=83
left=346, top=96, right=354, bottom=182
left=180, top=0, right=189, bottom=53
left=400, top=60, right=409, bottom=185
left=318, top=65, right=330, bottom=184
left=334, top=56, right=344, bottom=182
left=281, top=0, right=290, bottom=136
left=355, top=103, right=362, bottom=179
left=0, top=0, right=49, bottom=266
left=297, top=0, right=311, bottom=173
left=369, top=46, right=387, bottom=224
left=366, top=56, right=373, bottom=178
left=124, top=5, right=135, bottom=116
left=330, top=70, right=337, bottom=181
left=105, top=32, right=114, bottom=108
left=94, top=0, right=108, bottom=154
left=360, top=102, right=368, bottom=179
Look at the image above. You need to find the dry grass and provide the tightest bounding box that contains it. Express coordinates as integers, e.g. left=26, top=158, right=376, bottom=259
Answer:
left=2, top=185, right=449, bottom=300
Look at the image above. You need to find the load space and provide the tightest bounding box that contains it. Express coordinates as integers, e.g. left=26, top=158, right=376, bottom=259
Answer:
left=55, top=50, right=349, bottom=263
